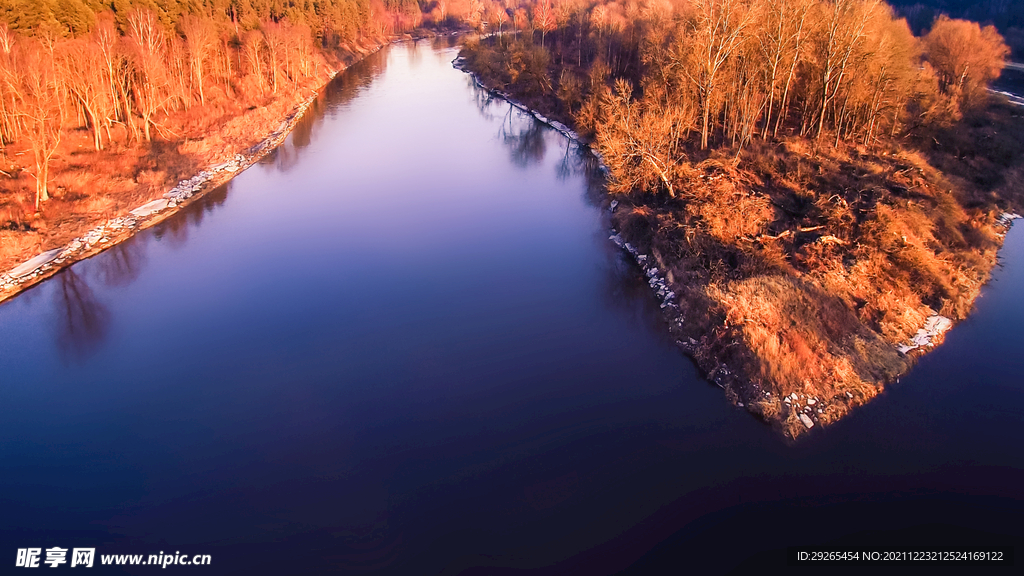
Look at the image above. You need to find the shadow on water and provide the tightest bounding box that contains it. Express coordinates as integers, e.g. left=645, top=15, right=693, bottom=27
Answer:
left=469, top=82, right=549, bottom=169
left=559, top=139, right=608, bottom=209
left=469, top=79, right=503, bottom=122
left=431, top=34, right=461, bottom=51
left=151, top=180, right=231, bottom=247
left=483, top=86, right=661, bottom=337
left=472, top=79, right=605, bottom=207
left=54, top=268, right=110, bottom=363
left=19, top=48, right=400, bottom=365
left=499, top=106, right=547, bottom=168
left=32, top=172, right=235, bottom=362
left=262, top=47, right=391, bottom=174
left=95, top=237, right=148, bottom=288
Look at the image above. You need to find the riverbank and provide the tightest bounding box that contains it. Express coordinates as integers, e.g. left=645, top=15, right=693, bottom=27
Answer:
left=456, top=41, right=1024, bottom=438
left=0, top=34, right=458, bottom=305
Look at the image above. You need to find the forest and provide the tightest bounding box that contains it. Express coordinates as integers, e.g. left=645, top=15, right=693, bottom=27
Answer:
left=464, top=0, right=1008, bottom=153
left=0, top=0, right=418, bottom=208
left=459, top=0, right=1021, bottom=435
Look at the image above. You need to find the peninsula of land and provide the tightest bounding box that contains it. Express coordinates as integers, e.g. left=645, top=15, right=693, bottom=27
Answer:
left=458, top=1, right=1024, bottom=437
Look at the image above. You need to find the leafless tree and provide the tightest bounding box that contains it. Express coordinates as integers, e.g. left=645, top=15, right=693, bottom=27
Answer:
left=684, top=0, right=759, bottom=149
left=181, top=15, right=215, bottom=105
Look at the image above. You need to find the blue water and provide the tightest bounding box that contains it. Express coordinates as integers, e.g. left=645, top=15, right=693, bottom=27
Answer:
left=1, top=41, right=1022, bottom=574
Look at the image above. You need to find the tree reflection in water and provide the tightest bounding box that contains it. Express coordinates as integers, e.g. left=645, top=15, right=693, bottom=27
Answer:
left=96, top=237, right=148, bottom=288
left=430, top=35, right=459, bottom=52
left=262, top=47, right=390, bottom=175
left=470, top=79, right=503, bottom=123
left=499, top=105, right=547, bottom=168
left=472, top=78, right=606, bottom=205
left=54, top=268, right=110, bottom=362
left=151, top=183, right=231, bottom=248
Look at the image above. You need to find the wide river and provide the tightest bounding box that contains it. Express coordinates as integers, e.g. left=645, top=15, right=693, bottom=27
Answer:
left=2, top=41, right=1022, bottom=574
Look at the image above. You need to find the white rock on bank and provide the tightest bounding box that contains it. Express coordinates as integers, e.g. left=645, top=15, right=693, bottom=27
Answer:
left=83, top=228, right=104, bottom=245
left=8, top=248, right=63, bottom=278
left=898, top=314, right=953, bottom=354
left=130, top=198, right=171, bottom=218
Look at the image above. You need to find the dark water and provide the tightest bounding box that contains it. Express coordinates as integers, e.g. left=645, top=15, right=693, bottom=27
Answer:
left=1, top=41, right=1022, bottom=574
left=992, top=66, right=1024, bottom=97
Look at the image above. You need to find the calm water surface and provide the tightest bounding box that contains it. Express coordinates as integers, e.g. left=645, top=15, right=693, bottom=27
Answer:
left=2, top=40, right=1022, bottom=574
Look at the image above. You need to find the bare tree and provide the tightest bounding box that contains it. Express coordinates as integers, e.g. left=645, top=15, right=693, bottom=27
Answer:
left=59, top=39, right=110, bottom=150
left=242, top=30, right=266, bottom=95
left=533, top=0, right=556, bottom=47
left=0, top=22, right=20, bottom=146
left=597, top=78, right=693, bottom=197
left=810, top=0, right=877, bottom=140
left=94, top=15, right=134, bottom=144
left=924, top=15, right=1009, bottom=110
left=684, top=0, right=759, bottom=149
left=126, top=9, right=169, bottom=141
left=181, top=15, right=215, bottom=105
left=756, top=0, right=811, bottom=138
left=489, top=1, right=508, bottom=40
left=262, top=21, right=287, bottom=94
left=15, top=40, right=65, bottom=210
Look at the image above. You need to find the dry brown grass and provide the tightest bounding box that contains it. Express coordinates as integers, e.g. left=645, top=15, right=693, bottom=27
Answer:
left=687, top=171, right=774, bottom=245
left=602, top=105, right=1024, bottom=437
left=707, top=274, right=905, bottom=404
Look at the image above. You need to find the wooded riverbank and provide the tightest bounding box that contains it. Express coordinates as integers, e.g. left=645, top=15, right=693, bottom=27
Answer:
left=458, top=23, right=1024, bottom=437
left=0, top=36, right=407, bottom=304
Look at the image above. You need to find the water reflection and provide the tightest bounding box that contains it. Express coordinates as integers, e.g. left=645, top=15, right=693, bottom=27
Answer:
left=469, top=78, right=501, bottom=121
left=556, top=139, right=577, bottom=182
left=33, top=48, right=399, bottom=363
left=556, top=139, right=609, bottom=209
left=286, top=96, right=321, bottom=152
left=472, top=78, right=606, bottom=204
left=152, top=182, right=231, bottom=246
left=500, top=107, right=547, bottom=168
left=54, top=268, right=109, bottom=362
left=407, top=37, right=422, bottom=68
left=96, top=238, right=148, bottom=288
left=430, top=34, right=460, bottom=52
left=263, top=48, right=390, bottom=174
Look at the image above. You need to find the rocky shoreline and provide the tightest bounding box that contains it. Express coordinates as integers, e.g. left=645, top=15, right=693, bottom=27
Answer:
left=455, top=55, right=1024, bottom=437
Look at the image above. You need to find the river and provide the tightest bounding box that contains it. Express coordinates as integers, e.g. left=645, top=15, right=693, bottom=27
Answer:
left=1, top=40, right=1022, bottom=574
